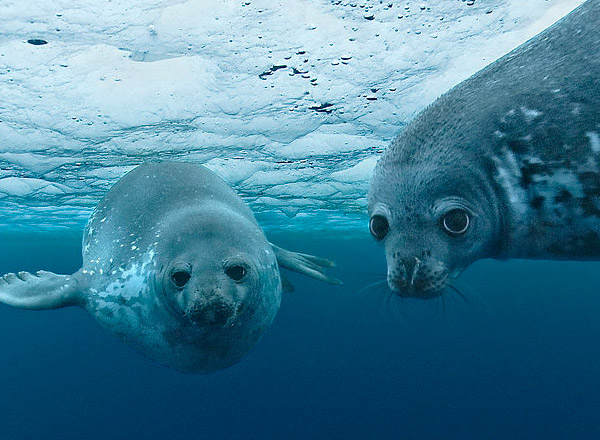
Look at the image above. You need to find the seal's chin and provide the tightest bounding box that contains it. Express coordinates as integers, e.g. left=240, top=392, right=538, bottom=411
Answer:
left=387, top=279, right=446, bottom=299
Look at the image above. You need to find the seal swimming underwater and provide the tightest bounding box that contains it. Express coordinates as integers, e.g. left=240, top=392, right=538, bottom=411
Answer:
left=0, top=162, right=340, bottom=373
left=368, top=0, right=600, bottom=298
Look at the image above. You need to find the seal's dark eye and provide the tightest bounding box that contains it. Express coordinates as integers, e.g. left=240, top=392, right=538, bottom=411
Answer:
left=369, top=215, right=390, bottom=241
left=225, top=265, right=247, bottom=282
left=442, top=209, right=470, bottom=235
left=171, top=270, right=191, bottom=288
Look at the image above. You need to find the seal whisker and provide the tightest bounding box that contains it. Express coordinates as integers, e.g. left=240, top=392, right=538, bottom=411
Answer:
left=357, top=273, right=389, bottom=284
left=389, top=294, right=406, bottom=322
left=440, top=294, right=447, bottom=321
left=353, top=279, right=388, bottom=300
left=447, top=284, right=470, bottom=307
left=449, top=281, right=490, bottom=313
left=380, top=291, right=392, bottom=317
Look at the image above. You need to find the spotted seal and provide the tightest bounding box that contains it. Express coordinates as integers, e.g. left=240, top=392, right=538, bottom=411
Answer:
left=368, top=0, right=599, bottom=298
left=0, top=162, right=340, bottom=373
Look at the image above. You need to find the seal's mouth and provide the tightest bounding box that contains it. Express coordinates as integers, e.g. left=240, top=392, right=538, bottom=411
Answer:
left=387, top=279, right=447, bottom=299
left=390, top=283, right=445, bottom=299
left=185, top=299, right=239, bottom=328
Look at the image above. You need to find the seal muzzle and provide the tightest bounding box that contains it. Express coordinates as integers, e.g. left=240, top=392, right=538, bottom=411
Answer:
left=387, top=255, right=449, bottom=298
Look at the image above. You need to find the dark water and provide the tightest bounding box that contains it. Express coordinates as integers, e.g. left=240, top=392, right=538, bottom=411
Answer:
left=1, top=230, right=600, bottom=439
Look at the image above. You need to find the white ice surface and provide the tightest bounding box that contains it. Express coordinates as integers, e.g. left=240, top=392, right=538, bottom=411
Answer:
left=0, top=0, right=584, bottom=232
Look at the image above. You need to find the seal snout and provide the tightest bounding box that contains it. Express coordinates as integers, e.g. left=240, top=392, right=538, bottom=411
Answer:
left=387, top=255, right=449, bottom=298
left=186, top=294, right=238, bottom=328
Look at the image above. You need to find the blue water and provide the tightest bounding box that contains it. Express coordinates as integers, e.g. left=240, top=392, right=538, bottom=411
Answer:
left=2, top=230, right=600, bottom=439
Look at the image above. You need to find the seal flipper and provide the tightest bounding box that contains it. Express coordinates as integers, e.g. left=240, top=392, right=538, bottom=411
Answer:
left=0, top=270, right=86, bottom=310
left=270, top=243, right=342, bottom=286
left=280, top=274, right=295, bottom=292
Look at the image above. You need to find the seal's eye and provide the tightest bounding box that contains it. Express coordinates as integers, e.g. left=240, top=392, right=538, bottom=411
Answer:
left=225, top=265, right=247, bottom=282
left=171, top=270, right=191, bottom=288
left=369, top=215, right=390, bottom=241
left=442, top=209, right=470, bottom=235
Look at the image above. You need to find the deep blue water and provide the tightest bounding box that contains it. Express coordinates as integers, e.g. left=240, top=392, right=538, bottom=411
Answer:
left=2, top=230, right=600, bottom=439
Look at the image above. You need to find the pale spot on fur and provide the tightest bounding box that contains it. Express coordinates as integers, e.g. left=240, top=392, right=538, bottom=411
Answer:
left=525, top=156, right=543, bottom=164
left=520, top=107, right=542, bottom=123
left=493, top=148, right=528, bottom=219
left=100, top=263, right=145, bottom=300
left=97, top=247, right=157, bottom=303
left=586, top=132, right=600, bottom=153
left=532, top=168, right=584, bottom=199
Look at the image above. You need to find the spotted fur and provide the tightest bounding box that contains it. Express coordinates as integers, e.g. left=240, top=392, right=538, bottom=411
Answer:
left=369, top=0, right=600, bottom=297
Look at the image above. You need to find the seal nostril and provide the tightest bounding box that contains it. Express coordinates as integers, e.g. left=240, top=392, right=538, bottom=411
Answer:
left=400, top=257, right=420, bottom=284
left=401, top=258, right=414, bottom=275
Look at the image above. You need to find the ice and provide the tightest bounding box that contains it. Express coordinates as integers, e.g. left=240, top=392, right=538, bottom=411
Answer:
left=331, top=157, right=378, bottom=183
left=0, top=0, right=585, bottom=232
left=0, top=177, right=70, bottom=197
left=271, top=130, right=382, bottom=159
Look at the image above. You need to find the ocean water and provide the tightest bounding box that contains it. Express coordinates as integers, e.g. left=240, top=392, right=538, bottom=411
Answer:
left=2, top=229, right=600, bottom=439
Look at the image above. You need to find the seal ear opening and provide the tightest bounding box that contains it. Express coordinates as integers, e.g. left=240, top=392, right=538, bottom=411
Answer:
left=0, top=269, right=86, bottom=310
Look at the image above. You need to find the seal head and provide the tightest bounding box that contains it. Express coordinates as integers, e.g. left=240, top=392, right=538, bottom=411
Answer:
left=369, top=145, right=504, bottom=298
left=156, top=205, right=273, bottom=329
left=143, top=202, right=282, bottom=373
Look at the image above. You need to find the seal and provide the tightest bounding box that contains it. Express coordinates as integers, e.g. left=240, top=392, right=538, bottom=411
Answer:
left=368, top=0, right=600, bottom=298
left=0, top=162, right=340, bottom=373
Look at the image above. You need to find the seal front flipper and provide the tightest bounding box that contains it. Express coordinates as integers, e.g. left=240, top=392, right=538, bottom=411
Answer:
left=270, top=243, right=342, bottom=286
left=279, top=274, right=295, bottom=292
left=0, top=270, right=86, bottom=310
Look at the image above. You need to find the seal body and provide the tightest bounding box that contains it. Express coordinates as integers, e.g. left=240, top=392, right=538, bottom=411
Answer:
left=81, top=163, right=282, bottom=373
left=368, top=0, right=600, bottom=297
left=0, top=162, right=339, bottom=373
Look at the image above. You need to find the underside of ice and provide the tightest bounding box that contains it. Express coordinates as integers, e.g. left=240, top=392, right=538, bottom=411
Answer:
left=0, top=0, right=584, bottom=231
